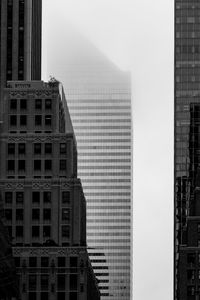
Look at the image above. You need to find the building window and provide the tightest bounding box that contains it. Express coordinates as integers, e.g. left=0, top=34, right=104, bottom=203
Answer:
left=57, top=257, right=65, bottom=267
left=62, top=191, right=70, bottom=204
left=7, top=226, right=12, bottom=238
left=45, top=115, right=52, bottom=126
left=16, top=192, right=24, bottom=204
left=57, top=292, right=65, bottom=300
left=41, top=274, right=49, bottom=290
left=10, top=99, right=17, bottom=110
left=29, top=257, right=37, bottom=268
left=41, top=257, right=49, bottom=267
left=57, top=274, right=65, bottom=290
left=43, top=209, right=51, bottom=221
left=5, top=192, right=12, bottom=204
left=15, top=257, right=20, bottom=267
left=20, top=115, right=27, bottom=126
left=32, top=226, right=39, bottom=237
left=35, top=99, right=42, bottom=110
left=16, top=226, right=23, bottom=237
left=10, top=115, right=17, bottom=126
left=32, top=192, right=40, bottom=204
left=45, top=143, right=52, bottom=154
left=5, top=209, right=12, bottom=221
left=18, top=160, right=25, bottom=171
left=188, top=253, right=195, bottom=265
left=16, top=209, right=23, bottom=221
left=35, top=115, right=42, bottom=126
left=40, top=292, right=48, bottom=300
left=62, top=225, right=70, bottom=238
left=80, top=284, right=84, bottom=293
left=32, top=209, right=40, bottom=220
left=34, top=160, right=41, bottom=171
left=43, top=192, right=51, bottom=203
left=60, top=143, right=67, bottom=154
left=29, top=275, right=37, bottom=291
left=60, top=160, right=66, bottom=171
left=28, top=292, right=37, bottom=300
left=8, top=143, right=15, bottom=155
left=62, top=208, right=70, bottom=222
left=43, top=226, right=51, bottom=238
left=34, top=143, right=41, bottom=154
left=69, top=274, right=78, bottom=290
left=187, top=286, right=195, bottom=296
left=20, top=99, right=27, bottom=110
left=18, top=143, right=26, bottom=154
left=45, top=99, right=52, bottom=110
left=7, top=160, right=15, bottom=171
left=45, top=160, right=52, bottom=171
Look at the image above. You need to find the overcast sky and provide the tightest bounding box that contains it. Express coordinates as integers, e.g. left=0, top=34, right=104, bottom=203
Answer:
left=42, top=0, right=174, bottom=299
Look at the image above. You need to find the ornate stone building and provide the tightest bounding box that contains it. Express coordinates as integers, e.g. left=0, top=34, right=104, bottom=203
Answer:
left=0, top=80, right=100, bottom=300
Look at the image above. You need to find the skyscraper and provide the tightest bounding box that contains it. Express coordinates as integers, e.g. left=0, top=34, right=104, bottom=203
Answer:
left=0, top=1, right=100, bottom=299
left=175, top=1, right=200, bottom=299
left=46, top=35, right=132, bottom=300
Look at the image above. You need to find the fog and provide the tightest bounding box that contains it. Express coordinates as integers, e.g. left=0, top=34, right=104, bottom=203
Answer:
left=42, top=0, right=174, bottom=299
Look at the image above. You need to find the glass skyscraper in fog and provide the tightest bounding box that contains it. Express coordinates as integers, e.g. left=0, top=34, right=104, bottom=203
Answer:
left=57, top=45, right=132, bottom=299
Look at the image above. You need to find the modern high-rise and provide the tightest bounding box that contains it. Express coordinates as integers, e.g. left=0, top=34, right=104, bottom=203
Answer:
left=175, top=1, right=200, bottom=299
left=46, top=36, right=132, bottom=300
left=0, top=1, right=100, bottom=300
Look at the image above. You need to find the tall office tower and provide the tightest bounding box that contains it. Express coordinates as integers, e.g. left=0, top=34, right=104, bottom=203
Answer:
left=0, top=0, right=42, bottom=86
left=0, top=80, right=100, bottom=300
left=47, top=37, right=132, bottom=300
left=175, top=1, right=200, bottom=299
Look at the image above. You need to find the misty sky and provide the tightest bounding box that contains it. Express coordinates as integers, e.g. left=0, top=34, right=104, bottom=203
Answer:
left=42, top=0, right=174, bottom=299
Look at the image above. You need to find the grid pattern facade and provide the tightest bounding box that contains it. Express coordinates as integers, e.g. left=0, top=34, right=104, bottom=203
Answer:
left=175, top=1, right=200, bottom=299
left=65, top=66, right=132, bottom=300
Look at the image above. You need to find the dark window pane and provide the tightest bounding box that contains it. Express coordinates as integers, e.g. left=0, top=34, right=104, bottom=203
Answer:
left=60, top=160, right=66, bottom=171
left=32, top=192, right=40, bottom=204
left=62, top=191, right=70, bottom=204
left=45, top=160, right=52, bottom=171
left=43, top=209, right=51, bottom=220
left=20, top=115, right=27, bottom=126
left=62, top=226, right=70, bottom=238
left=34, top=160, right=41, bottom=171
left=28, top=292, right=37, bottom=300
left=41, top=274, right=49, bottom=290
left=18, top=143, right=26, bottom=154
left=45, top=115, right=52, bottom=126
left=7, top=160, right=15, bottom=171
left=16, top=192, right=24, bottom=204
left=57, top=274, right=65, bottom=290
left=18, top=160, right=25, bottom=171
left=41, top=257, right=49, bottom=267
left=43, top=226, right=51, bottom=238
left=57, top=292, right=65, bottom=300
left=15, top=257, right=20, bottom=267
left=32, top=226, right=39, bottom=237
left=43, top=192, right=51, bottom=203
left=10, top=99, right=17, bottom=110
left=10, top=115, right=17, bottom=126
left=32, top=209, right=40, bottom=220
left=45, top=99, right=52, bottom=109
left=35, top=99, right=42, bottom=109
left=34, top=143, right=41, bottom=154
left=20, top=99, right=27, bottom=110
left=5, top=209, right=12, bottom=221
left=69, top=274, right=78, bottom=290
left=29, top=275, right=36, bottom=291
left=40, top=292, right=48, bottom=300
left=29, top=257, right=37, bottom=268
left=16, top=209, right=23, bottom=221
left=60, top=143, right=67, bottom=154
left=35, top=115, right=42, bottom=126
left=8, top=143, right=15, bottom=155
left=62, top=208, right=70, bottom=222
left=5, top=192, right=12, bottom=204
left=58, top=257, right=65, bottom=267
left=16, top=226, right=23, bottom=237
left=45, top=143, right=52, bottom=154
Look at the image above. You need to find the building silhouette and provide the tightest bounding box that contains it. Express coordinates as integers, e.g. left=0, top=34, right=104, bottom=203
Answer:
left=46, top=33, right=132, bottom=300
left=175, top=1, right=200, bottom=299
left=0, top=1, right=99, bottom=299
